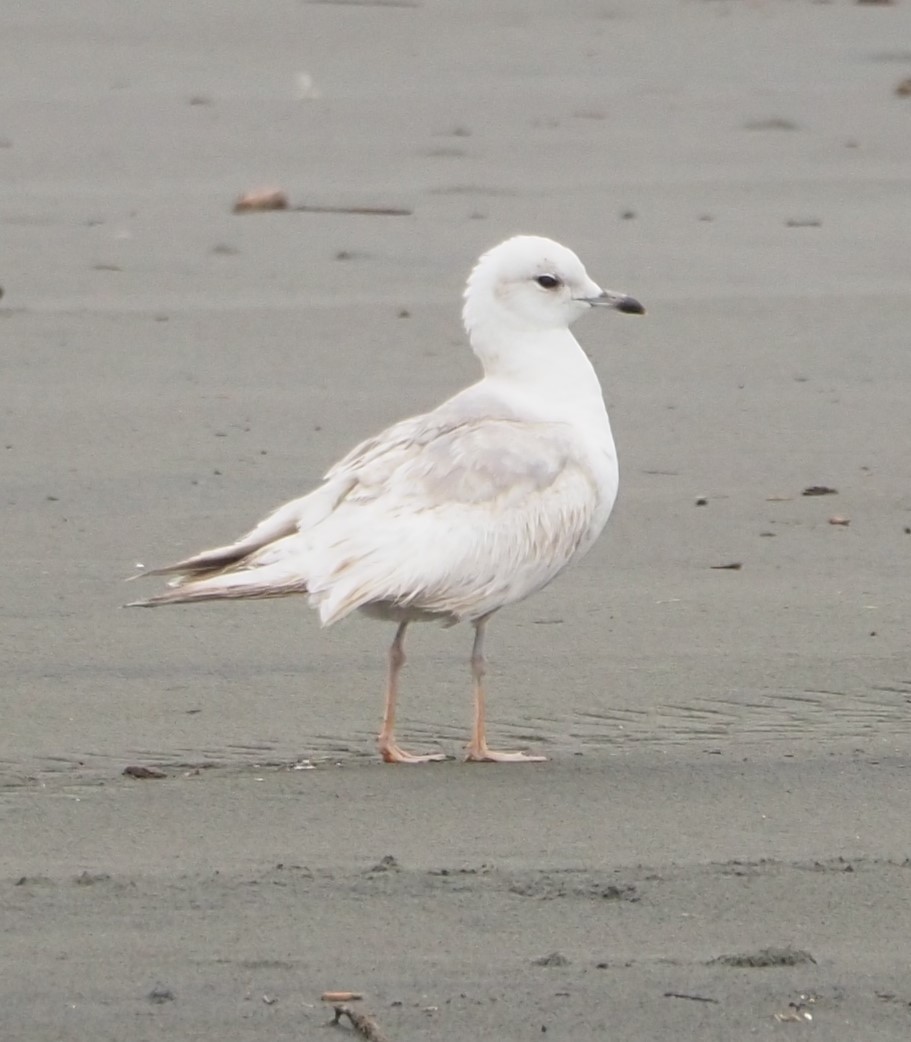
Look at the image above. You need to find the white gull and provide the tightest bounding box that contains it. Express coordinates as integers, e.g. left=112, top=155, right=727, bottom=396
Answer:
left=129, top=235, right=644, bottom=763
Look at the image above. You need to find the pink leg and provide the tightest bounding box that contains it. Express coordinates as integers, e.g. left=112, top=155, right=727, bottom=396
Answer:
left=377, top=621, right=446, bottom=765
left=464, top=619, right=546, bottom=763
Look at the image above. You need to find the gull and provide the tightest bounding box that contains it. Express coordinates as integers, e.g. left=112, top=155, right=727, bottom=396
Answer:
left=129, top=236, right=644, bottom=763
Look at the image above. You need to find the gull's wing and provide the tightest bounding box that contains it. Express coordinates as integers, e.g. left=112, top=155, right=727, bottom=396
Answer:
left=305, top=416, right=602, bottom=624
left=131, top=406, right=605, bottom=622
left=135, top=476, right=356, bottom=582
left=133, top=410, right=458, bottom=583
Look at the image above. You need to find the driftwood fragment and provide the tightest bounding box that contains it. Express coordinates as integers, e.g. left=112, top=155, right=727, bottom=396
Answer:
left=123, top=765, right=167, bottom=779
left=330, top=1003, right=391, bottom=1042
left=233, top=189, right=289, bottom=213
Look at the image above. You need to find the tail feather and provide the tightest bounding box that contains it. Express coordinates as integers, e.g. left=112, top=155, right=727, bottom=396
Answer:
left=136, top=544, right=260, bottom=583
left=125, top=565, right=309, bottom=608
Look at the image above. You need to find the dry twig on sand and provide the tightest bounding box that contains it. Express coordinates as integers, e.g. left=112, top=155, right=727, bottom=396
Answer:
left=291, top=204, right=412, bottom=217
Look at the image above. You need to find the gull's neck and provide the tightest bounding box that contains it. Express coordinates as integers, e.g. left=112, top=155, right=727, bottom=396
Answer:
left=469, top=323, right=609, bottom=423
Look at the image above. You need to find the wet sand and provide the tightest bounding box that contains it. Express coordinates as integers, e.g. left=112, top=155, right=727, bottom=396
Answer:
left=3, top=1, right=911, bottom=1039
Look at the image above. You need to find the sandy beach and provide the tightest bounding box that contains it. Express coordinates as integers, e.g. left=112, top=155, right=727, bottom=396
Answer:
left=3, top=1, right=911, bottom=1038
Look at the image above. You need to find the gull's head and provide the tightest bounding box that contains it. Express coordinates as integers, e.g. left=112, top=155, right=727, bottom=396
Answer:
left=462, top=235, right=644, bottom=341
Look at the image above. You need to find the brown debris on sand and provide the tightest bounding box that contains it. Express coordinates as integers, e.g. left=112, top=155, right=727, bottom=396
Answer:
left=329, top=1002, right=391, bottom=1042
left=232, top=188, right=289, bottom=213
left=232, top=187, right=411, bottom=217
left=122, top=765, right=167, bottom=779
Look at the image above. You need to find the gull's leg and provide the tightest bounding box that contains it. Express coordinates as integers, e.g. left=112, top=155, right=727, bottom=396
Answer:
left=464, top=618, right=546, bottom=763
left=377, top=621, right=446, bottom=765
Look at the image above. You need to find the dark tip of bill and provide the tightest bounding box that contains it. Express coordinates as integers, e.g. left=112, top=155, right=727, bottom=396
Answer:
left=616, top=296, right=645, bottom=315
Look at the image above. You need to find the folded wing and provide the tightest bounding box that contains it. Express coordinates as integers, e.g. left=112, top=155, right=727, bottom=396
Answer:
left=130, top=412, right=600, bottom=623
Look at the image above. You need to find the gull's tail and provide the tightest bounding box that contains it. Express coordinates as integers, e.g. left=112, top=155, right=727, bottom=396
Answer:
left=126, top=477, right=355, bottom=607
left=126, top=563, right=309, bottom=608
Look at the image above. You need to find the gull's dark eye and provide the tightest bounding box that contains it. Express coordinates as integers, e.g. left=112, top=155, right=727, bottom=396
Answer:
left=535, top=274, right=561, bottom=290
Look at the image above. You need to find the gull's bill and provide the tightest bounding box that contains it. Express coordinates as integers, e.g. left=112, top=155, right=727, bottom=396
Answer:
left=580, top=289, right=645, bottom=314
